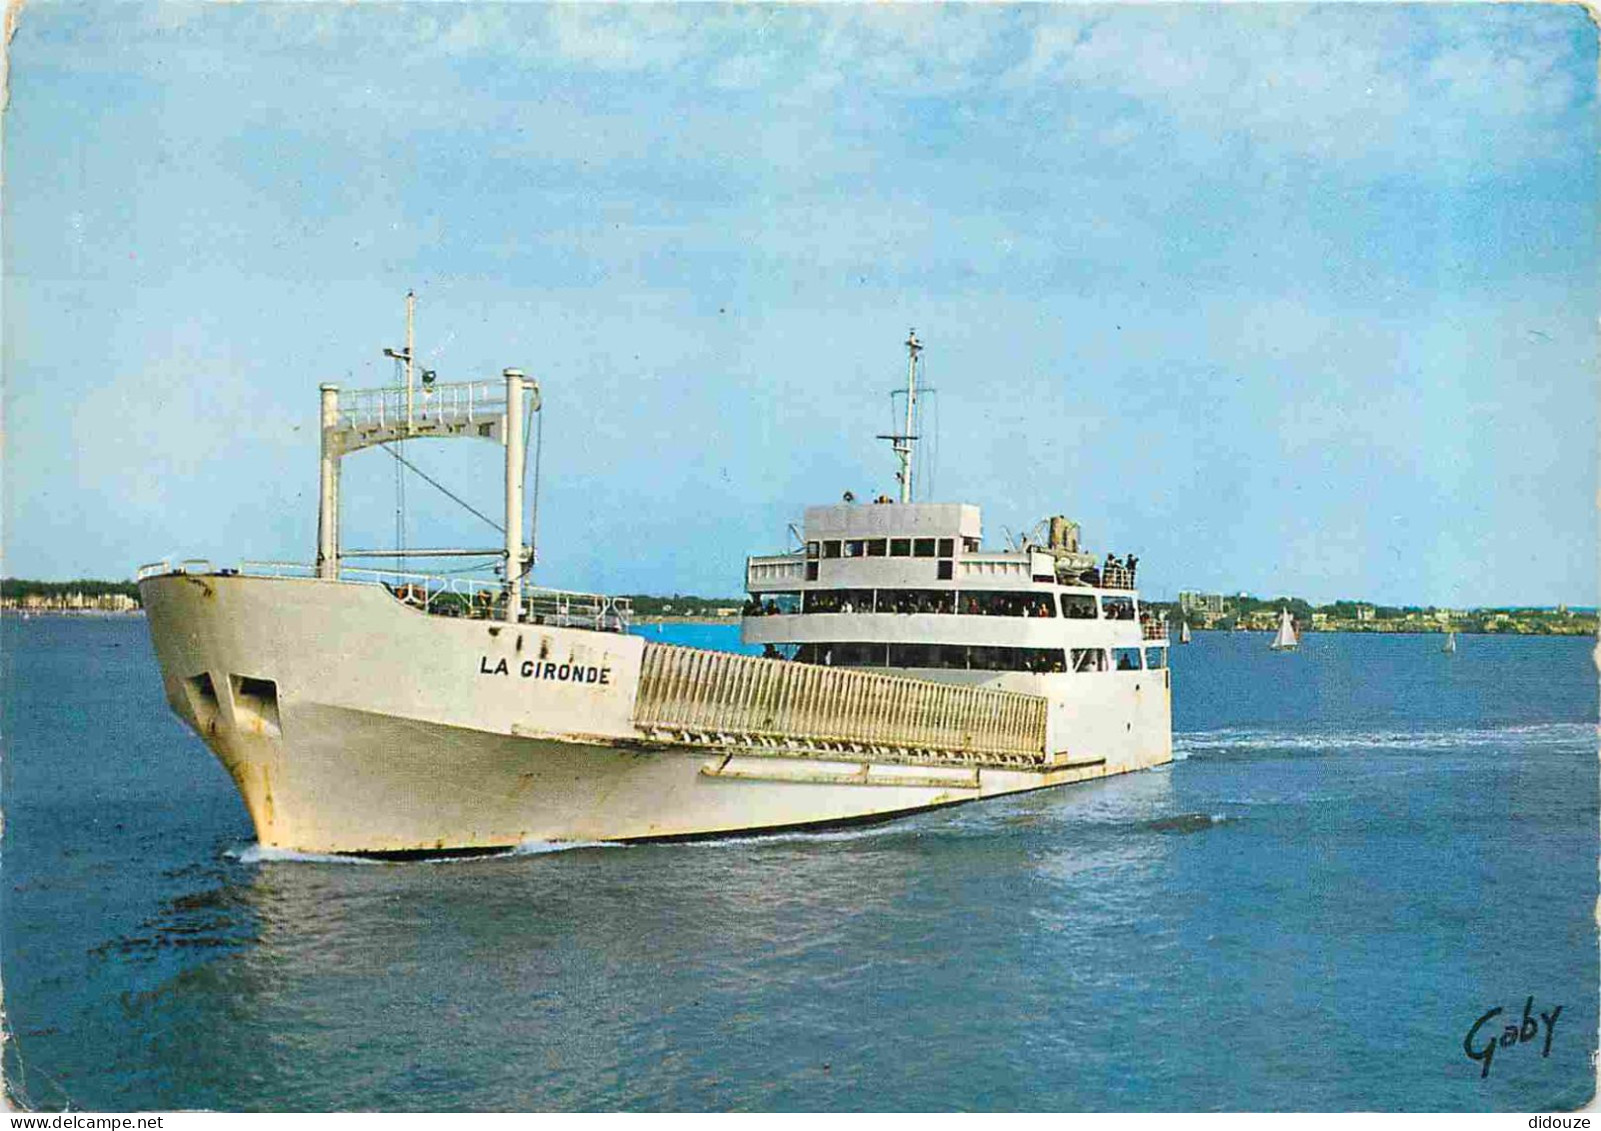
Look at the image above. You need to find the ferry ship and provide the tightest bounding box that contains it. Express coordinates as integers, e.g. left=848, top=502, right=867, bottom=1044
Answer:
left=138, top=304, right=1172, bottom=856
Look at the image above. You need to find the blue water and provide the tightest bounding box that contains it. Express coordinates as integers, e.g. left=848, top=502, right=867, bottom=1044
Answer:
left=2, top=617, right=1595, bottom=1111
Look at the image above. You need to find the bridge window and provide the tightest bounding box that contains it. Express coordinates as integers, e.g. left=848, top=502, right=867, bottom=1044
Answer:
left=938, top=538, right=954, bottom=558
left=823, top=540, right=842, bottom=559
left=1070, top=648, right=1107, bottom=673
left=803, top=589, right=876, bottom=614
left=866, top=538, right=887, bottom=557
left=1144, top=647, right=1167, bottom=670
left=844, top=540, right=865, bottom=558
left=797, top=643, right=1066, bottom=672
left=961, top=590, right=1056, bottom=618
left=745, top=592, right=801, bottom=615
left=890, top=538, right=911, bottom=557
left=796, top=642, right=887, bottom=667
left=834, top=642, right=886, bottom=666
left=806, top=541, right=820, bottom=559
left=969, top=646, right=1066, bottom=673
left=806, top=561, right=819, bottom=581
left=1061, top=594, right=1099, bottom=619
left=914, top=538, right=937, bottom=557
left=878, top=589, right=955, bottom=614
left=888, top=643, right=968, bottom=669
left=962, top=537, right=979, bottom=553
left=1102, top=595, right=1136, bottom=621
left=1112, top=647, right=1143, bottom=671
left=937, top=560, right=953, bottom=580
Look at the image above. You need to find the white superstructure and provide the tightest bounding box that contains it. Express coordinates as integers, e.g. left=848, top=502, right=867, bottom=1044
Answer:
left=741, top=498, right=1172, bottom=771
left=138, top=309, right=1173, bottom=856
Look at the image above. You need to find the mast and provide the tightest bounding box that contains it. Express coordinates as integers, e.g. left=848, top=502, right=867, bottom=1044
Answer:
left=383, top=291, right=417, bottom=433
left=316, top=383, right=341, bottom=579
left=877, top=330, right=922, bottom=503
left=504, top=368, right=527, bottom=623
left=405, top=290, right=415, bottom=432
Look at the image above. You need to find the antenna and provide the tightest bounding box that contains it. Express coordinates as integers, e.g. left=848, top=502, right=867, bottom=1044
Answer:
left=381, top=290, right=417, bottom=432
left=875, top=329, right=922, bottom=503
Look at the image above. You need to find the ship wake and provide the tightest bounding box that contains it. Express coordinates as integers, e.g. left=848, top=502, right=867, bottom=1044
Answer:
left=1174, top=721, right=1594, bottom=759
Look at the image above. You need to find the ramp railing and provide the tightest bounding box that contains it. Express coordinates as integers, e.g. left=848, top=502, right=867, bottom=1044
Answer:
left=634, top=643, right=1047, bottom=762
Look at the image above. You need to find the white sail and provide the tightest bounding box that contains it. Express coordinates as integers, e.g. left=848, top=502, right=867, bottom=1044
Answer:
left=1270, top=608, right=1298, bottom=650
left=1442, top=630, right=1456, bottom=653
left=1180, top=621, right=1192, bottom=644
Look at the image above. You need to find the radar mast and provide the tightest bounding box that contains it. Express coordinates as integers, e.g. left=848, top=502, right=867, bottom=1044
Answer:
left=876, top=330, right=922, bottom=503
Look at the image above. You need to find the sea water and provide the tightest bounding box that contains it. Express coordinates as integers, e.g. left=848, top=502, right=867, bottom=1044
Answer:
left=2, top=616, right=1595, bottom=1111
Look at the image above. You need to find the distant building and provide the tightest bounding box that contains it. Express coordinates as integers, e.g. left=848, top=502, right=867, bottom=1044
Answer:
left=1355, top=604, right=1375, bottom=622
left=1178, top=591, right=1225, bottom=615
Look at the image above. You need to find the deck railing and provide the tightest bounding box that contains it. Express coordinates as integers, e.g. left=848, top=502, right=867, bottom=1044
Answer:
left=335, top=380, right=506, bottom=436
left=634, top=642, right=1048, bottom=761
left=232, top=561, right=631, bottom=631
left=1141, top=619, right=1168, bottom=641
left=1100, top=564, right=1134, bottom=590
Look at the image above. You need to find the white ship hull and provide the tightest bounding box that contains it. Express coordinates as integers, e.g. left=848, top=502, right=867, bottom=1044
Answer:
left=141, top=572, right=1172, bottom=855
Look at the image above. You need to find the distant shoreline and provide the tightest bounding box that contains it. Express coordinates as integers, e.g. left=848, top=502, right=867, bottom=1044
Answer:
left=632, top=616, right=734, bottom=627
left=627, top=616, right=1591, bottom=637
left=5, top=609, right=1591, bottom=638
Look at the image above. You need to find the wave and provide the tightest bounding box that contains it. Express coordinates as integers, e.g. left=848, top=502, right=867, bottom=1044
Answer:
left=676, top=821, right=923, bottom=849
left=1174, top=721, right=1596, bottom=758
left=228, top=838, right=622, bottom=866
left=1138, top=812, right=1232, bottom=833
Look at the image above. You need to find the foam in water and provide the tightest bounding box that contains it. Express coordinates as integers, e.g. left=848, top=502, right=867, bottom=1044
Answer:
left=1139, top=812, right=1233, bottom=833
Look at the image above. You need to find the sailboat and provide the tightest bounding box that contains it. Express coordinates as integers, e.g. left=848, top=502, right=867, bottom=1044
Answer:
left=1180, top=620, right=1192, bottom=645
left=1269, top=608, right=1298, bottom=651
left=1442, top=629, right=1457, bottom=654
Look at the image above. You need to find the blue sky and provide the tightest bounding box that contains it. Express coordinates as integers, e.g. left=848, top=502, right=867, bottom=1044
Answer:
left=5, top=2, right=1596, bottom=607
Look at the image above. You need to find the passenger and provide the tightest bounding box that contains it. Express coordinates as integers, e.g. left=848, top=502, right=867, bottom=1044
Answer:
left=763, top=644, right=780, bottom=659
left=765, top=600, right=778, bottom=616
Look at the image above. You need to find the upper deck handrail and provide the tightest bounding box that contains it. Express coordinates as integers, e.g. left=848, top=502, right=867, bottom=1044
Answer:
left=334, top=379, right=507, bottom=439
left=226, top=561, right=632, bottom=631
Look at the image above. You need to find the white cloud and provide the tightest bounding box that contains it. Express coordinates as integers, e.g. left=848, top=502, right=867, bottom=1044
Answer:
left=1004, top=5, right=1587, bottom=176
